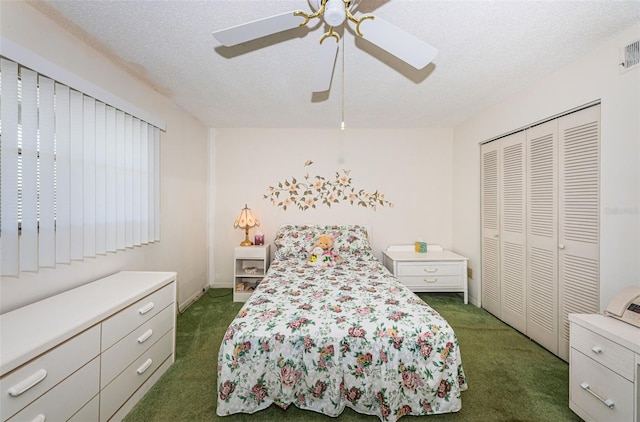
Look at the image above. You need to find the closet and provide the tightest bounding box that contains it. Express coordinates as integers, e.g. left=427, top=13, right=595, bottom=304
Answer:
left=481, top=104, right=600, bottom=360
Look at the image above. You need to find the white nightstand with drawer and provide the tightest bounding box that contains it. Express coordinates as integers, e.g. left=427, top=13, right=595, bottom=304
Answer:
left=569, top=313, right=640, bottom=422
left=234, top=244, right=270, bottom=302
left=382, top=247, right=468, bottom=304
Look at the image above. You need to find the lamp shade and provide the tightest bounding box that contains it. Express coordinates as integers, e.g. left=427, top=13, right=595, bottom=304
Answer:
left=234, top=204, right=259, bottom=246
left=233, top=204, right=259, bottom=229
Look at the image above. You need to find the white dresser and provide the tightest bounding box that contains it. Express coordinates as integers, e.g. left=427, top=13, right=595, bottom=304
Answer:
left=382, top=248, right=469, bottom=304
left=569, top=313, right=640, bottom=422
left=0, top=271, right=177, bottom=422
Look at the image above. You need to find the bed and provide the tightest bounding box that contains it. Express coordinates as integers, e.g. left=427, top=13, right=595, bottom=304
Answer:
left=217, top=225, right=467, bottom=421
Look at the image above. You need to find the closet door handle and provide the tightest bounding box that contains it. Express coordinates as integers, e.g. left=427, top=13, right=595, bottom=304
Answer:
left=591, top=346, right=602, bottom=354
left=8, top=369, right=47, bottom=397
left=580, top=382, right=615, bottom=408
left=558, top=243, right=566, bottom=250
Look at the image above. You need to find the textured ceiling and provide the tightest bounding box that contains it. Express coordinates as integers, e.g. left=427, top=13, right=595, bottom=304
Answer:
left=29, top=0, right=640, bottom=129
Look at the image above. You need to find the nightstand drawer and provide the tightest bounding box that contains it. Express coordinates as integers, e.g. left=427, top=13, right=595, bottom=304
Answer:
left=397, top=262, right=461, bottom=277
left=570, top=348, right=633, bottom=421
left=235, top=246, right=268, bottom=259
left=570, top=322, right=634, bottom=380
left=398, top=275, right=463, bottom=289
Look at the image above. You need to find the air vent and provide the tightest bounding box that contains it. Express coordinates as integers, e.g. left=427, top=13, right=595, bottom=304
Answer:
left=620, top=39, right=639, bottom=73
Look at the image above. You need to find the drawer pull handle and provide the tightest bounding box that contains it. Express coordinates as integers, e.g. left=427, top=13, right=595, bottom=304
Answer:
left=137, top=358, right=153, bottom=375
left=591, top=346, right=603, bottom=354
left=8, top=369, right=47, bottom=397
left=31, top=415, right=46, bottom=422
left=423, top=278, right=438, bottom=283
left=138, top=302, right=155, bottom=315
left=137, top=329, right=153, bottom=343
left=423, top=267, right=438, bottom=273
left=580, top=382, right=615, bottom=409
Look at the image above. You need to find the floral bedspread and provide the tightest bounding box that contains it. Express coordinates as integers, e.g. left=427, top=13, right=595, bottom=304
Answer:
left=217, top=225, right=467, bottom=421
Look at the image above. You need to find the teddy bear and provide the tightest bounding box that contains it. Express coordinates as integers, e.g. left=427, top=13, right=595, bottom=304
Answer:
left=308, top=234, right=343, bottom=267
left=307, top=246, right=325, bottom=266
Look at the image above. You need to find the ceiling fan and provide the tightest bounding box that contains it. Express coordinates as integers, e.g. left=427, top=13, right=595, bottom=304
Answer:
left=212, top=0, right=438, bottom=93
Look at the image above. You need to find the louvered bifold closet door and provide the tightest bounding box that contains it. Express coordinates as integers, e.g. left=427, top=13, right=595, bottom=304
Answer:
left=557, top=105, right=600, bottom=360
left=481, top=141, right=501, bottom=317
left=526, top=120, right=559, bottom=354
left=499, top=132, right=527, bottom=333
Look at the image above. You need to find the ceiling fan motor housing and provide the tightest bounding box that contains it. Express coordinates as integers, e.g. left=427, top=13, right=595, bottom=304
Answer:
left=321, top=0, right=346, bottom=26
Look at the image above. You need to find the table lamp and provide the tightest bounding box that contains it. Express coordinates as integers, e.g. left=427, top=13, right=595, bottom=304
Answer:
left=233, top=204, right=259, bottom=246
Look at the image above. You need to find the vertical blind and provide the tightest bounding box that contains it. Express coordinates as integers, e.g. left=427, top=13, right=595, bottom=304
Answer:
left=0, top=58, right=161, bottom=276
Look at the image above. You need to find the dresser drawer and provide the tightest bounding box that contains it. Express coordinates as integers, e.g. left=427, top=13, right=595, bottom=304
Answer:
left=69, top=395, right=99, bottom=422
left=570, top=322, right=635, bottom=380
left=102, top=282, right=175, bottom=351
left=101, top=304, right=174, bottom=388
left=398, top=275, right=463, bottom=290
left=570, top=348, right=633, bottom=422
left=0, top=325, right=100, bottom=421
left=100, top=329, right=173, bottom=422
left=7, top=357, right=100, bottom=422
left=396, top=262, right=461, bottom=277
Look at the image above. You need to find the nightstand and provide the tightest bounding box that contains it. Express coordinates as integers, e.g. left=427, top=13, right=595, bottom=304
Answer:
left=569, top=314, right=639, bottom=422
left=382, top=247, right=469, bottom=304
left=233, top=244, right=270, bottom=302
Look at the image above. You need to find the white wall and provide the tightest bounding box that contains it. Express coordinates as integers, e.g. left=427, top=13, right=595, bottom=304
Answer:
left=4, top=2, right=635, bottom=314
left=211, top=128, right=454, bottom=286
left=452, top=24, right=640, bottom=309
left=0, top=2, right=210, bottom=314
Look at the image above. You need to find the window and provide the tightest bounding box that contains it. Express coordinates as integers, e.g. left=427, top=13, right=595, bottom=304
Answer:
left=0, top=57, right=161, bottom=276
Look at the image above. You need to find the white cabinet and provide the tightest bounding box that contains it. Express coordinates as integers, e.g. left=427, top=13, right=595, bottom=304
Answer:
left=99, top=282, right=175, bottom=422
left=234, top=244, right=270, bottom=302
left=382, top=249, right=468, bottom=304
left=0, top=271, right=176, bottom=422
left=0, top=326, right=100, bottom=421
left=8, top=357, right=101, bottom=422
left=481, top=104, right=601, bottom=360
left=569, top=314, right=640, bottom=422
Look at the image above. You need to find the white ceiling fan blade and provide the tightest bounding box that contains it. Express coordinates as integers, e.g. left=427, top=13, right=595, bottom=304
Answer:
left=213, top=11, right=307, bottom=47
left=357, top=16, right=438, bottom=69
left=312, top=36, right=339, bottom=92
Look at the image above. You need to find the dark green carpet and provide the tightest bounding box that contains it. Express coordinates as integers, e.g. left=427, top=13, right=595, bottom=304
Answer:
left=124, top=290, right=581, bottom=422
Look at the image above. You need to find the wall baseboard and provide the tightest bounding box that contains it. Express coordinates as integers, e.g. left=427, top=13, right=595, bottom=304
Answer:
left=178, top=286, right=206, bottom=313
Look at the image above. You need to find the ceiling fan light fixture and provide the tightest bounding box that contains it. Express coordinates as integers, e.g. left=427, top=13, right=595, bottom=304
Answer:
left=213, top=0, right=439, bottom=94
left=323, top=0, right=346, bottom=26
